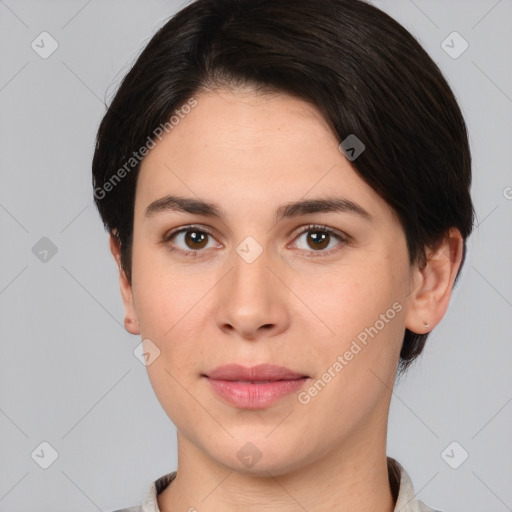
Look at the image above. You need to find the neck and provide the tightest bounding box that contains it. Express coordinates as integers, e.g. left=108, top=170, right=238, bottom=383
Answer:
left=158, top=429, right=395, bottom=512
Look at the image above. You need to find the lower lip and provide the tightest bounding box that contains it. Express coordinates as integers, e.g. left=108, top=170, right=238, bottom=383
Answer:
left=206, top=378, right=308, bottom=409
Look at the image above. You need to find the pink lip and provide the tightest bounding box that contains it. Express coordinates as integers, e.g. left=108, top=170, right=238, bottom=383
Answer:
left=205, top=364, right=309, bottom=409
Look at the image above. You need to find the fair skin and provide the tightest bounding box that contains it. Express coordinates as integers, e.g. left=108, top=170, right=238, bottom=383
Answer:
left=110, top=87, right=463, bottom=512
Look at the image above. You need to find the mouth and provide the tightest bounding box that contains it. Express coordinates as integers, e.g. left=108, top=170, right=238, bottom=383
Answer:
left=226, top=379, right=304, bottom=384
left=204, top=363, right=309, bottom=381
left=203, top=364, right=309, bottom=409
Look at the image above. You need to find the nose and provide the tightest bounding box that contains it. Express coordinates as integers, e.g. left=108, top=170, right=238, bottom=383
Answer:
left=214, top=243, right=290, bottom=341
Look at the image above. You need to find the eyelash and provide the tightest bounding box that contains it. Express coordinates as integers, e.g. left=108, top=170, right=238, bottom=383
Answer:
left=162, top=224, right=349, bottom=258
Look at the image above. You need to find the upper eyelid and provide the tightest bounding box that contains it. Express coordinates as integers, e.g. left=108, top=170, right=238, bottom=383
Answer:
left=295, top=224, right=348, bottom=240
left=164, top=224, right=218, bottom=243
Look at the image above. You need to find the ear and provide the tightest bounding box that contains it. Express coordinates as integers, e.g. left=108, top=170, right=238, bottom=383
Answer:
left=109, top=234, right=140, bottom=335
left=405, top=228, right=464, bottom=334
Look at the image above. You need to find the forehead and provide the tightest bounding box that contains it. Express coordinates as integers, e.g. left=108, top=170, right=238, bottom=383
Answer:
left=135, top=88, right=392, bottom=222
left=147, top=87, right=338, bottom=159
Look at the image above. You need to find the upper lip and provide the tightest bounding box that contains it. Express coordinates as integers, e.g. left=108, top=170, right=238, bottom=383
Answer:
left=205, top=364, right=308, bottom=381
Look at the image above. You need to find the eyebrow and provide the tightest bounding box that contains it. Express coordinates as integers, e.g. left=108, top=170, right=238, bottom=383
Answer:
left=144, top=194, right=373, bottom=223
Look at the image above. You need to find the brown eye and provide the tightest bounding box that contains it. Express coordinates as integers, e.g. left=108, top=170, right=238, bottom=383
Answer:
left=164, top=227, right=218, bottom=255
left=306, top=231, right=330, bottom=250
left=291, top=225, right=347, bottom=255
left=184, top=230, right=208, bottom=249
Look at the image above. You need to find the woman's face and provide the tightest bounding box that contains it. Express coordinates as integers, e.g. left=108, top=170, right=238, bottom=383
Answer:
left=122, top=87, right=416, bottom=475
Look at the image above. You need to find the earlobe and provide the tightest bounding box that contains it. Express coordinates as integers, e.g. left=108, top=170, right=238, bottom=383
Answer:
left=405, top=228, right=464, bottom=334
left=109, top=234, right=140, bottom=335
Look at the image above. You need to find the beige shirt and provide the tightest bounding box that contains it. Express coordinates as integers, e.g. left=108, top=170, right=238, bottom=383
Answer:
left=113, top=457, right=440, bottom=512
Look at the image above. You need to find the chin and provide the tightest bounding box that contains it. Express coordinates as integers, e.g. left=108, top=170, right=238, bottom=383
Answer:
left=207, top=436, right=313, bottom=477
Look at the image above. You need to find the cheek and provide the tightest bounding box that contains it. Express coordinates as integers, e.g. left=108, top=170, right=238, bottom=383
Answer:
left=134, top=267, right=209, bottom=421
left=129, top=246, right=218, bottom=383
left=289, top=259, right=409, bottom=421
left=130, top=243, right=208, bottom=339
left=292, top=259, right=406, bottom=350
left=133, top=275, right=208, bottom=370
left=293, top=264, right=406, bottom=436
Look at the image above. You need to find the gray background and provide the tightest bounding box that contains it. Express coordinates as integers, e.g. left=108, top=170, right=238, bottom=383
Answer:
left=0, top=0, right=511, bottom=511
